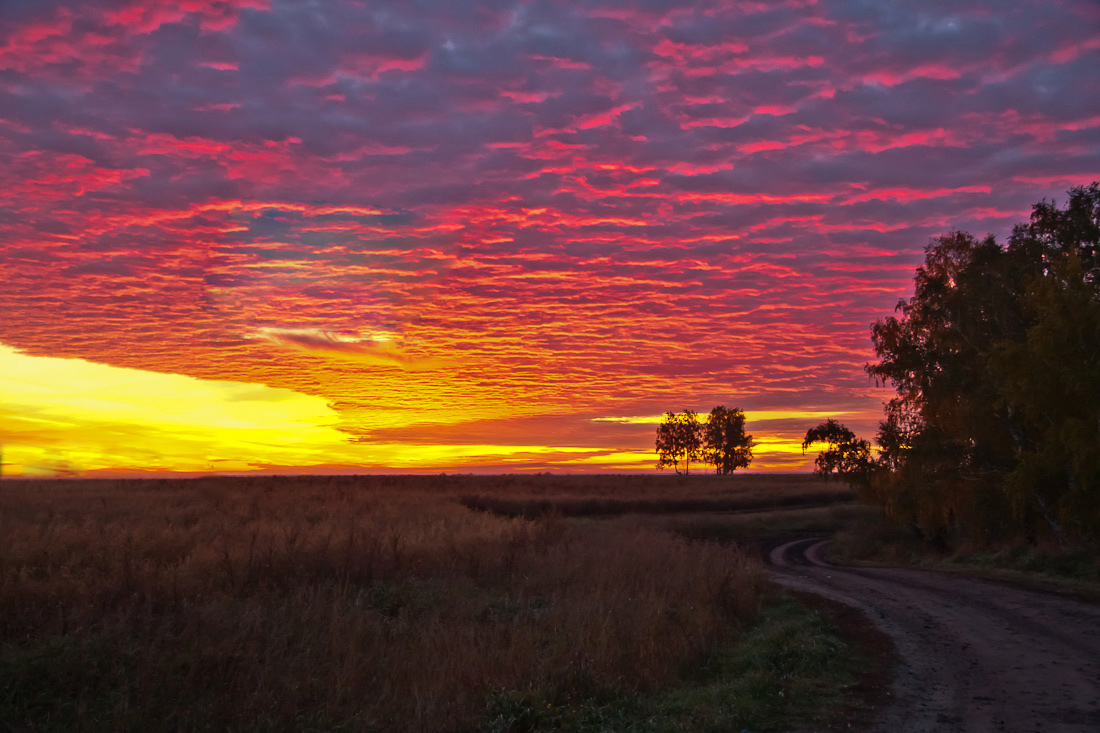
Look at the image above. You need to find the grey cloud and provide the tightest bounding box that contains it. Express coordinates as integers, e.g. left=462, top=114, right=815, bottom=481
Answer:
left=62, top=258, right=141, bottom=277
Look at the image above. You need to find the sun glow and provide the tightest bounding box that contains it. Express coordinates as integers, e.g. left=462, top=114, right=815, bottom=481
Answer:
left=592, top=410, right=856, bottom=424
left=0, top=344, right=717, bottom=475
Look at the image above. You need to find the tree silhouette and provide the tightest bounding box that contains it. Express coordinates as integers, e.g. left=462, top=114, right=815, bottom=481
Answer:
left=655, top=410, right=702, bottom=475
left=801, top=420, right=872, bottom=484
left=703, top=406, right=753, bottom=474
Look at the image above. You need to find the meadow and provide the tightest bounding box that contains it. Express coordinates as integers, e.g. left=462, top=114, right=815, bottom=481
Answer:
left=453, top=472, right=853, bottom=518
left=0, top=474, right=864, bottom=731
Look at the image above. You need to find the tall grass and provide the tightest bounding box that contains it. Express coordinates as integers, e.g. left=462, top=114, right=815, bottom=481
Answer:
left=0, top=477, right=765, bottom=731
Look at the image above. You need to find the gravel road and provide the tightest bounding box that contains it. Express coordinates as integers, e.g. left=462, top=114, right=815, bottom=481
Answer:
left=769, top=538, right=1100, bottom=733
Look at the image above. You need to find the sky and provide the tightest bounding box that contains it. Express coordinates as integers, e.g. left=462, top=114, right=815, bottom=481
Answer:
left=2, top=0, right=1098, bottom=477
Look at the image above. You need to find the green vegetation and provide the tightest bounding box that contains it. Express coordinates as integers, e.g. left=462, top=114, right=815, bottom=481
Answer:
left=0, top=475, right=867, bottom=732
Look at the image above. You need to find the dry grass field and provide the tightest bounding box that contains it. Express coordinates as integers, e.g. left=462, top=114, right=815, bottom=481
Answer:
left=0, top=474, right=861, bottom=731
left=454, top=472, right=853, bottom=517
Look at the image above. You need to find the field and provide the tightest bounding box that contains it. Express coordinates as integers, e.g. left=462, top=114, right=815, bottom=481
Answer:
left=453, top=473, right=853, bottom=518
left=0, top=474, right=864, bottom=731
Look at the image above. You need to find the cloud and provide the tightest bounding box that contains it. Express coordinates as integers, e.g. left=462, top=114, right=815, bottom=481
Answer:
left=0, top=0, right=1096, bottom=473
left=249, top=327, right=447, bottom=370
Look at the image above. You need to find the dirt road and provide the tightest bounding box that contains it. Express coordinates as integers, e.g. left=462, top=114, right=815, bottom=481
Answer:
left=769, top=538, right=1100, bottom=733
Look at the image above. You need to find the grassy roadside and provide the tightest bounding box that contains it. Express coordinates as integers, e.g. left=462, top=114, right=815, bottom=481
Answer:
left=480, top=595, right=876, bottom=733
left=560, top=506, right=896, bottom=733
left=828, top=512, right=1100, bottom=603
left=575, top=493, right=1098, bottom=732
left=644, top=494, right=1100, bottom=604
left=675, top=496, right=1100, bottom=604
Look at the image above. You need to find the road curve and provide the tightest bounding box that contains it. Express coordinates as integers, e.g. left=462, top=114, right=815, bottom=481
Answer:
left=768, top=538, right=1100, bottom=733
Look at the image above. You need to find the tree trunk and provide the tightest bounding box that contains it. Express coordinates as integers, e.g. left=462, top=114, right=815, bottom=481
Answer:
left=1035, top=493, right=1070, bottom=549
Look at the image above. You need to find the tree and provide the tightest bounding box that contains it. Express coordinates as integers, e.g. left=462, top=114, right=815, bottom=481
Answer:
left=655, top=410, right=702, bottom=475
left=865, top=230, right=1027, bottom=541
left=1021, top=181, right=1100, bottom=285
left=865, top=183, right=1100, bottom=546
left=801, top=420, right=873, bottom=485
left=988, top=244, right=1100, bottom=545
left=703, top=406, right=753, bottom=474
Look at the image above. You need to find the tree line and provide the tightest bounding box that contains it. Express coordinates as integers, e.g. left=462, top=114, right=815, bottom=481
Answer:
left=802, top=183, right=1100, bottom=548
left=655, top=406, right=753, bottom=475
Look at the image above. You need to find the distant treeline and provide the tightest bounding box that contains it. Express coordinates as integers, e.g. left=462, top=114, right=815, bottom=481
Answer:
left=807, top=183, right=1100, bottom=549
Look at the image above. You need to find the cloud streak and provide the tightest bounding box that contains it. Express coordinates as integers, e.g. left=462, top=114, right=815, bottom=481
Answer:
left=250, top=327, right=447, bottom=370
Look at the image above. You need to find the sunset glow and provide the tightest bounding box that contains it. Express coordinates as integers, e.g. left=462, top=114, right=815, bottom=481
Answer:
left=2, top=1, right=1098, bottom=476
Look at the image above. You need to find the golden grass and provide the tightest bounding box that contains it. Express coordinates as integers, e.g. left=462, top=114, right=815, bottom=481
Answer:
left=0, top=475, right=766, bottom=731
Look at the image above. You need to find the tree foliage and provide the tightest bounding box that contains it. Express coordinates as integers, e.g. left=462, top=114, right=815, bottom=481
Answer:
left=655, top=410, right=702, bottom=475
left=866, top=183, right=1100, bottom=546
left=656, top=407, right=754, bottom=475
left=801, top=419, right=873, bottom=484
left=703, top=406, right=754, bottom=475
